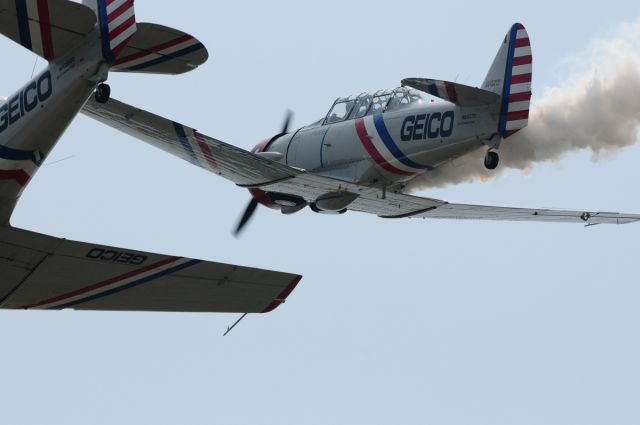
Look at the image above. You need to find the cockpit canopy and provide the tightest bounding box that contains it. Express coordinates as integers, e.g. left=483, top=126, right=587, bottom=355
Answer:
left=322, top=87, right=428, bottom=126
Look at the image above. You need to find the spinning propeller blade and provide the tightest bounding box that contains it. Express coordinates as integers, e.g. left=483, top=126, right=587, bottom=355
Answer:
left=233, top=110, right=293, bottom=236
left=234, top=198, right=259, bottom=237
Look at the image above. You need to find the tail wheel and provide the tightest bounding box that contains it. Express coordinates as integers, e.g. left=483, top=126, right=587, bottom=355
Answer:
left=95, top=83, right=111, bottom=104
left=484, top=151, right=500, bottom=170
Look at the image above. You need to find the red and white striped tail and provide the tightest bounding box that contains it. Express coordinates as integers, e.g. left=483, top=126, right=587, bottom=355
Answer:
left=501, top=23, right=532, bottom=138
left=97, top=0, right=137, bottom=62
left=482, top=23, right=532, bottom=139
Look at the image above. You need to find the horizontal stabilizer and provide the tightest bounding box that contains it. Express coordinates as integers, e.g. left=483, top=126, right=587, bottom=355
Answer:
left=111, top=23, right=208, bottom=74
left=0, top=0, right=96, bottom=61
left=402, top=78, right=500, bottom=107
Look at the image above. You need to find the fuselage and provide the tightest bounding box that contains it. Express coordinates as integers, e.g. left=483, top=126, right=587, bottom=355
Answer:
left=262, top=92, right=499, bottom=191
left=0, top=30, right=105, bottom=223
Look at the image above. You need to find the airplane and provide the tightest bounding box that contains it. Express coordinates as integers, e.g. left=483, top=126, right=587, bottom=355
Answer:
left=81, top=22, right=640, bottom=234
left=0, top=0, right=301, bottom=315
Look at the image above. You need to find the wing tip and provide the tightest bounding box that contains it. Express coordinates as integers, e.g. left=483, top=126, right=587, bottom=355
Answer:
left=262, top=275, right=302, bottom=313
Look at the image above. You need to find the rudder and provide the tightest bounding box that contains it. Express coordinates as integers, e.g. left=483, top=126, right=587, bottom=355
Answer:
left=92, top=0, right=137, bottom=63
left=482, top=23, right=532, bottom=138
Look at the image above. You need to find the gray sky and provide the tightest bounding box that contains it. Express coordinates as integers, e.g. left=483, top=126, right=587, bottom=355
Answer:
left=2, top=1, right=640, bottom=424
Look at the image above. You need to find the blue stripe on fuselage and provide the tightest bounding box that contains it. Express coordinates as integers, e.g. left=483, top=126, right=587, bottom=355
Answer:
left=172, top=122, right=199, bottom=165
left=14, top=0, right=32, bottom=51
left=373, top=114, right=430, bottom=170
left=0, top=144, right=44, bottom=165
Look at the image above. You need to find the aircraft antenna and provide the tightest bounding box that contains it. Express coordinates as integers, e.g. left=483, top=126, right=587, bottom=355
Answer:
left=224, top=313, right=248, bottom=336
left=30, top=57, right=39, bottom=79
left=44, top=155, right=76, bottom=167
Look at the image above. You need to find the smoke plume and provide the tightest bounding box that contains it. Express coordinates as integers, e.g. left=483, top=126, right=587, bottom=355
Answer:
left=408, top=20, right=640, bottom=190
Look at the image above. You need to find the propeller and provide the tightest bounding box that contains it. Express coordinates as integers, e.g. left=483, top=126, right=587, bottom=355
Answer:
left=232, top=110, right=293, bottom=237
left=274, top=109, right=293, bottom=138
left=234, top=198, right=259, bottom=237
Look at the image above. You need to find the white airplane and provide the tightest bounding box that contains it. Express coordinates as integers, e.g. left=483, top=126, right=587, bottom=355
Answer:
left=81, top=22, right=640, bottom=234
left=0, top=0, right=301, bottom=314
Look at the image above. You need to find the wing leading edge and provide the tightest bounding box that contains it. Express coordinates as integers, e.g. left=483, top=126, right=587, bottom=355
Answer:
left=0, top=226, right=301, bottom=313
left=81, top=97, right=640, bottom=226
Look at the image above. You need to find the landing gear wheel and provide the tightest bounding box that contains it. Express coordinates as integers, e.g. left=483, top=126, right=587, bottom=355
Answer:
left=484, top=151, right=499, bottom=170
left=309, top=203, right=347, bottom=215
left=95, top=83, right=111, bottom=104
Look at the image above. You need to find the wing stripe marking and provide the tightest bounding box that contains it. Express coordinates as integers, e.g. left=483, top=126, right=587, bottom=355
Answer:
left=193, top=129, right=218, bottom=169
left=118, top=43, right=205, bottom=71
left=21, top=257, right=202, bottom=310
left=14, top=0, right=33, bottom=51
left=173, top=122, right=199, bottom=165
left=373, top=114, right=430, bottom=171
left=36, top=0, right=54, bottom=60
left=113, top=34, right=193, bottom=65
left=355, top=118, right=413, bottom=176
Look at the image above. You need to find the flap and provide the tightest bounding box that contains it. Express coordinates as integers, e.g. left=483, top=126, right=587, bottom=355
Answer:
left=402, top=78, right=500, bottom=107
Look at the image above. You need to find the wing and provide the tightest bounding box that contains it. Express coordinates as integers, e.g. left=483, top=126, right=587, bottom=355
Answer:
left=0, top=0, right=96, bottom=61
left=0, top=226, right=301, bottom=313
left=81, top=97, right=640, bottom=225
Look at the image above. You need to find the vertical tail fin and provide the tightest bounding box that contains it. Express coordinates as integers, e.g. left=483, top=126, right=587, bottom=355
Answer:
left=482, top=23, right=532, bottom=138
left=91, top=0, right=137, bottom=63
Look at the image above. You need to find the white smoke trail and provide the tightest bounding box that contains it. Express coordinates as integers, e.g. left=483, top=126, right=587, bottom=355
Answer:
left=407, top=20, right=640, bottom=190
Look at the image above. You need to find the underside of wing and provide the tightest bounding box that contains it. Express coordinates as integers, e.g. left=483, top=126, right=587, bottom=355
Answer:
left=82, top=97, right=296, bottom=187
left=0, top=0, right=96, bottom=61
left=111, top=23, right=208, bottom=74
left=0, top=226, right=301, bottom=313
left=406, top=203, right=640, bottom=224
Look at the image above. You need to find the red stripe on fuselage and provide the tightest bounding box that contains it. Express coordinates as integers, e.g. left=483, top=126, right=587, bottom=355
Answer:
left=0, top=170, right=31, bottom=186
left=354, top=118, right=413, bottom=176
left=36, top=0, right=54, bottom=60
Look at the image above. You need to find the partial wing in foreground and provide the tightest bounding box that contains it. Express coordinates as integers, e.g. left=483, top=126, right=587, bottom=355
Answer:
left=0, top=226, right=300, bottom=312
left=82, top=97, right=640, bottom=225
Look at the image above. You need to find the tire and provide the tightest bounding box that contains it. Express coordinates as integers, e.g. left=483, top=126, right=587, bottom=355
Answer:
left=484, top=151, right=499, bottom=170
left=95, top=83, right=111, bottom=104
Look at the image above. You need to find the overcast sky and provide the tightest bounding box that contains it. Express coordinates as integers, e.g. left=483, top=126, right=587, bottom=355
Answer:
left=2, top=1, right=640, bottom=424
